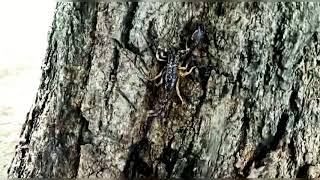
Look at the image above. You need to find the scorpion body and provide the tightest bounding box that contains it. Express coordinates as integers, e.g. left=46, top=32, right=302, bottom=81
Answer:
left=147, top=23, right=209, bottom=120
left=164, top=48, right=178, bottom=93
left=155, top=48, right=179, bottom=120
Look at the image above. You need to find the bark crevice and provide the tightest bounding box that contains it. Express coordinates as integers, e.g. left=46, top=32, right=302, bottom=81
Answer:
left=8, top=2, right=320, bottom=179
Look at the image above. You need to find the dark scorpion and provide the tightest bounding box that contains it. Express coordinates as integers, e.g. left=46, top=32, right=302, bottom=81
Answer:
left=148, top=48, right=195, bottom=120
left=147, top=23, right=208, bottom=120
left=149, top=47, right=196, bottom=105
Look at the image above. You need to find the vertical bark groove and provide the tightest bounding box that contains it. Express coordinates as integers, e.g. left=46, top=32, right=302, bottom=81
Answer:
left=8, top=2, right=320, bottom=179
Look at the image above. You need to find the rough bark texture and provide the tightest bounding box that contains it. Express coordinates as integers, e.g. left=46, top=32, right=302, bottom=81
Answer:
left=8, top=2, right=320, bottom=178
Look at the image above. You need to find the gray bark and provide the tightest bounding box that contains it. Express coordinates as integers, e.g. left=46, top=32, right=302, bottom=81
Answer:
left=8, top=2, right=320, bottom=178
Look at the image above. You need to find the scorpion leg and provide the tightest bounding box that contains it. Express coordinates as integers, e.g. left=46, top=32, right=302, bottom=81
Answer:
left=156, top=75, right=164, bottom=86
left=178, top=53, right=196, bottom=71
left=178, top=57, right=192, bottom=71
left=178, top=66, right=187, bottom=70
left=185, top=42, right=189, bottom=53
left=147, top=109, right=159, bottom=117
left=178, top=48, right=190, bottom=55
left=148, top=68, right=164, bottom=81
left=178, top=60, right=191, bottom=70
left=176, top=78, right=186, bottom=105
left=180, top=66, right=196, bottom=77
left=156, top=54, right=167, bottom=62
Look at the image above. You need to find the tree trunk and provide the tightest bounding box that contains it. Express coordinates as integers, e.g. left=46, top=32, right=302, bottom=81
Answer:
left=8, top=2, right=320, bottom=178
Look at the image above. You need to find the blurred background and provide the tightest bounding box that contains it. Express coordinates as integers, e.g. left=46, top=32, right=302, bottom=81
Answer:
left=0, top=0, right=56, bottom=177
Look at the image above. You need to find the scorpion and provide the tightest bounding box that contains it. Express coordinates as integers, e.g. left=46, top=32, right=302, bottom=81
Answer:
left=146, top=23, right=209, bottom=120
left=147, top=47, right=195, bottom=121
left=149, top=47, right=196, bottom=105
left=149, top=23, right=209, bottom=103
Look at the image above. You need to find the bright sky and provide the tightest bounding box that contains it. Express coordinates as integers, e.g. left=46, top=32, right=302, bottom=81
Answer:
left=0, top=0, right=56, bottom=68
left=0, top=0, right=56, bottom=114
left=0, top=1, right=56, bottom=176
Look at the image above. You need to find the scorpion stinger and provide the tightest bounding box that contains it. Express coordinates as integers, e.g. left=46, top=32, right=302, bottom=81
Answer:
left=191, top=23, right=206, bottom=44
left=186, top=23, right=209, bottom=58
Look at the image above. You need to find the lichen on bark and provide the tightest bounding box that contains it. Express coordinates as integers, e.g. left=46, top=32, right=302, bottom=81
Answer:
left=8, top=2, right=320, bottom=179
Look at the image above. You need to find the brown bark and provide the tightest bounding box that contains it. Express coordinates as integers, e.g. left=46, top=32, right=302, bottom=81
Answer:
left=8, top=2, right=320, bottom=178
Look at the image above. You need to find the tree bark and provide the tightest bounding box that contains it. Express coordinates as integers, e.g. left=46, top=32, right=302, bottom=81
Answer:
left=8, top=2, right=320, bottom=178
